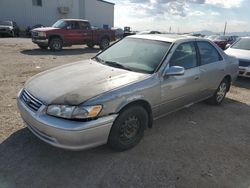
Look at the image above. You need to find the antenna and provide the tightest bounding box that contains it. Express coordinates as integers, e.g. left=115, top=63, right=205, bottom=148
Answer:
left=223, top=21, right=227, bottom=36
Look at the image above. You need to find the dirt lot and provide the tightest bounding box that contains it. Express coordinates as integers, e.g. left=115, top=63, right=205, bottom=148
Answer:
left=0, top=38, right=249, bottom=188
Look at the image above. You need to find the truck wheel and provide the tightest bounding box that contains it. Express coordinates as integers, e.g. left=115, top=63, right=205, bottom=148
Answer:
left=87, top=42, right=94, bottom=48
left=49, top=38, right=63, bottom=51
left=108, top=105, right=148, bottom=151
left=206, top=78, right=229, bottom=105
left=38, top=45, right=48, bottom=50
left=99, top=38, right=110, bottom=50
left=11, top=30, right=15, bottom=37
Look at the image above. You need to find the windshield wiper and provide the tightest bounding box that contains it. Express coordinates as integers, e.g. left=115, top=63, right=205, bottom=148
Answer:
left=104, top=61, right=133, bottom=71
left=92, top=56, right=104, bottom=63
left=92, top=57, right=133, bottom=71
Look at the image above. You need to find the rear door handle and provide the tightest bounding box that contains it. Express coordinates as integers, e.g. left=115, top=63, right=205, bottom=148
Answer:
left=194, top=76, right=199, bottom=80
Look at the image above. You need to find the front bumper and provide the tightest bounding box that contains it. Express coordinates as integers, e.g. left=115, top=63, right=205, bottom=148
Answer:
left=0, top=29, right=12, bottom=35
left=239, top=66, right=250, bottom=78
left=17, top=94, right=117, bottom=150
left=32, top=37, right=49, bottom=45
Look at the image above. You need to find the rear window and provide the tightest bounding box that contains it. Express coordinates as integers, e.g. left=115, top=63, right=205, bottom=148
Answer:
left=197, top=41, right=223, bottom=65
left=231, top=38, right=250, bottom=50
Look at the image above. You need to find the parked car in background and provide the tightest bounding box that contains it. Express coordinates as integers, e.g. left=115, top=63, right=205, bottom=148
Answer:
left=17, top=35, right=238, bottom=151
left=31, top=19, right=115, bottom=51
left=225, top=37, right=250, bottom=78
left=137, top=30, right=162, bottom=35
left=212, top=35, right=238, bottom=50
left=0, top=21, right=19, bottom=37
left=123, top=26, right=136, bottom=38
left=26, top=24, right=44, bottom=37
left=111, top=27, right=124, bottom=39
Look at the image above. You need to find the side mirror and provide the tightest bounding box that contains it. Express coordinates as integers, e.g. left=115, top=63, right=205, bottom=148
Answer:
left=225, top=44, right=231, bottom=50
left=164, top=66, right=185, bottom=76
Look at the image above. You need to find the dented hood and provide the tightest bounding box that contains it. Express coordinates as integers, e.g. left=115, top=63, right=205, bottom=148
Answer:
left=33, top=27, right=60, bottom=32
left=24, top=60, right=148, bottom=105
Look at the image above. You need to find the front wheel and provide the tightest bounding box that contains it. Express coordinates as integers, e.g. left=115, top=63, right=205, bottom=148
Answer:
left=49, top=38, right=63, bottom=51
left=99, top=38, right=110, bottom=50
left=206, top=78, right=229, bottom=105
left=38, top=45, right=48, bottom=50
left=108, top=106, right=148, bottom=151
left=87, top=42, right=94, bottom=48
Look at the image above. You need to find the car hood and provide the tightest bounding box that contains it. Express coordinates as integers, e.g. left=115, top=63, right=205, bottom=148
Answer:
left=225, top=48, right=250, bottom=60
left=24, top=60, right=149, bottom=105
left=33, top=27, right=59, bottom=32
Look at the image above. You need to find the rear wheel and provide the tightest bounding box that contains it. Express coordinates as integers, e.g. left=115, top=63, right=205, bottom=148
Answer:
left=99, top=38, right=110, bottom=50
left=49, top=38, right=63, bottom=51
left=206, top=78, right=229, bottom=105
left=108, top=106, right=148, bottom=151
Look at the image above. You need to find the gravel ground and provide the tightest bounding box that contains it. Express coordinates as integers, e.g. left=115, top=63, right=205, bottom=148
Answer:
left=0, top=38, right=249, bottom=188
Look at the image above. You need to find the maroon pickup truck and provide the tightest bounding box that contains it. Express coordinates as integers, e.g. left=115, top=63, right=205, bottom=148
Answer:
left=31, top=19, right=115, bottom=51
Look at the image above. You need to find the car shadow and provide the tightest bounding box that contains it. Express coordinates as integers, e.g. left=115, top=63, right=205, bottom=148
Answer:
left=20, top=47, right=100, bottom=56
left=233, top=77, right=250, bottom=90
left=0, top=98, right=250, bottom=188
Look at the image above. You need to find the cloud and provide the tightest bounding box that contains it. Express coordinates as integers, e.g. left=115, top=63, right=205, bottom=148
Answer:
left=189, top=11, right=205, bottom=16
left=125, top=0, right=244, bottom=17
left=210, top=11, right=220, bottom=16
left=205, top=0, right=244, bottom=8
left=113, top=0, right=248, bottom=32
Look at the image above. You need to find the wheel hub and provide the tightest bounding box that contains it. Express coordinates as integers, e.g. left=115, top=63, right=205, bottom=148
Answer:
left=217, top=82, right=227, bottom=102
left=120, top=116, right=140, bottom=142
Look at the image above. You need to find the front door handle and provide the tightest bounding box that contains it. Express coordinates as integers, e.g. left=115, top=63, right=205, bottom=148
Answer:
left=194, top=76, right=199, bottom=80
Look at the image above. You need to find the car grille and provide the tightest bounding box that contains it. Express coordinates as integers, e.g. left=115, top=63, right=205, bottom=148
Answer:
left=32, top=31, right=38, bottom=37
left=239, top=60, right=250, bottom=67
left=20, top=90, right=43, bottom=111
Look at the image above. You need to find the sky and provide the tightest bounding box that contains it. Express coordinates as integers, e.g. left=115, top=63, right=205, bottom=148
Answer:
left=109, top=0, right=250, bottom=33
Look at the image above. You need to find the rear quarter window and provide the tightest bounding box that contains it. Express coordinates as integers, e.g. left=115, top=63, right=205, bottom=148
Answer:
left=197, top=41, right=223, bottom=65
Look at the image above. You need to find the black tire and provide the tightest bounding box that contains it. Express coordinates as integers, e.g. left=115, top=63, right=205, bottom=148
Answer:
left=206, top=78, right=229, bottom=105
left=108, top=105, right=148, bottom=151
left=49, top=38, right=63, bottom=51
left=87, top=42, right=94, bottom=48
left=38, top=45, right=48, bottom=50
left=10, top=30, right=15, bottom=37
left=99, top=38, right=110, bottom=50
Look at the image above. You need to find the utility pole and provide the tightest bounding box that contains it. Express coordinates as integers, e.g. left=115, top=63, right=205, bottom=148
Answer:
left=169, top=26, right=171, bottom=33
left=223, top=21, right=227, bottom=36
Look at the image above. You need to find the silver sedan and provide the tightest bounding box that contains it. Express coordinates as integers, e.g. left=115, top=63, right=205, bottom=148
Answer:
left=17, top=35, right=239, bottom=151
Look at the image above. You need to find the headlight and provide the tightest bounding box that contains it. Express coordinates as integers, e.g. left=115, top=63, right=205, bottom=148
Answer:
left=46, top=105, right=102, bottom=120
left=37, top=31, right=46, bottom=37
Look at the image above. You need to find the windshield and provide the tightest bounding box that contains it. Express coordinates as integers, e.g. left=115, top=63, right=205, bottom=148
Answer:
left=231, top=38, right=250, bottom=50
left=52, top=20, right=67, bottom=29
left=95, top=38, right=171, bottom=74
left=0, top=21, right=12, bottom=26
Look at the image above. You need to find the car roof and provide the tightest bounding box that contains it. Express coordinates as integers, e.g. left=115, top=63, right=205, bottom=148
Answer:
left=128, top=34, right=208, bottom=43
left=240, top=36, right=250, bottom=39
left=61, top=19, right=89, bottom=22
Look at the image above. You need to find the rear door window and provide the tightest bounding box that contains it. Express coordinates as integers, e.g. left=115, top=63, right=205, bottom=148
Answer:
left=67, top=21, right=80, bottom=30
left=197, top=41, right=223, bottom=65
left=169, top=42, right=197, bottom=69
left=79, top=22, right=90, bottom=29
